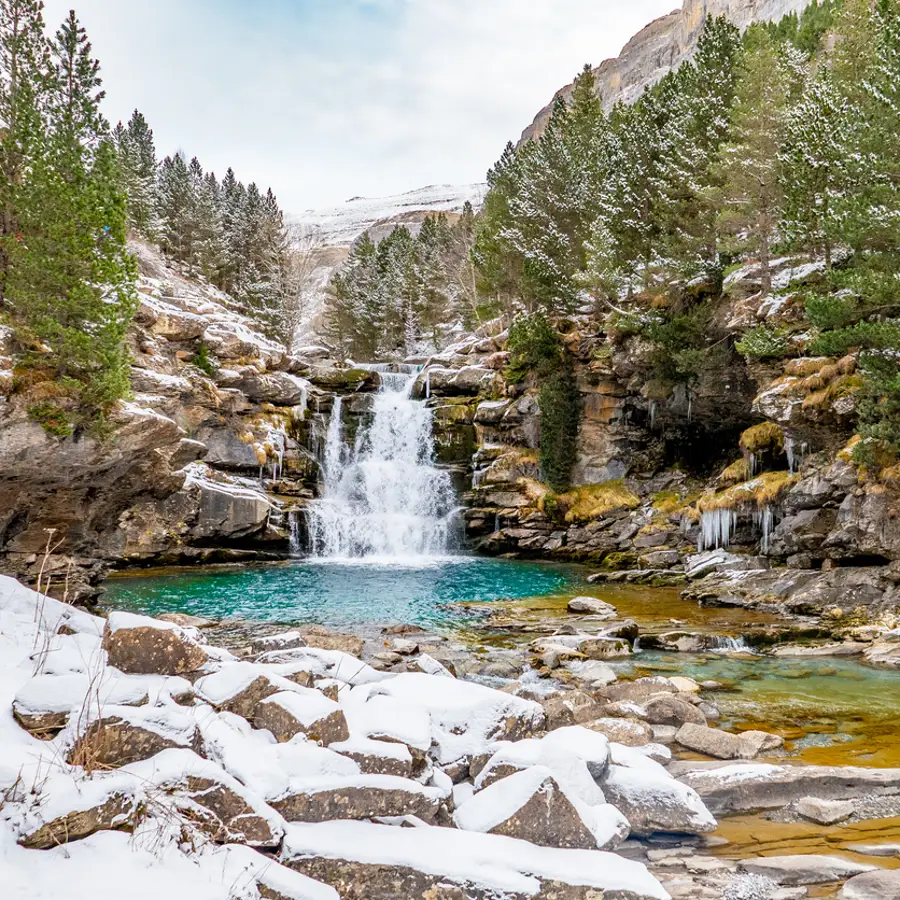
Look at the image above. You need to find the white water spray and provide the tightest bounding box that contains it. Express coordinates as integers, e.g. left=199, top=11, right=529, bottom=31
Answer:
left=307, top=369, right=457, bottom=561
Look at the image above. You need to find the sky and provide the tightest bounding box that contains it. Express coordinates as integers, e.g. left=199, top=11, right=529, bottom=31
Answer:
left=42, top=0, right=677, bottom=214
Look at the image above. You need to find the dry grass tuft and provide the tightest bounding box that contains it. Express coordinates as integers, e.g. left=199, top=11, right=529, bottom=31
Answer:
left=784, top=357, right=836, bottom=377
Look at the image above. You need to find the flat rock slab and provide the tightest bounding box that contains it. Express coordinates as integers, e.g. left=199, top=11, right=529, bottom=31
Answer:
left=740, top=855, right=877, bottom=886
left=678, top=764, right=900, bottom=816
left=567, top=597, right=618, bottom=618
left=839, top=870, right=900, bottom=899
left=797, top=796, right=855, bottom=825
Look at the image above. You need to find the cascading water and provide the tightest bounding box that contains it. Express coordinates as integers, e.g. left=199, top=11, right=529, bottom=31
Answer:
left=307, top=368, right=458, bottom=561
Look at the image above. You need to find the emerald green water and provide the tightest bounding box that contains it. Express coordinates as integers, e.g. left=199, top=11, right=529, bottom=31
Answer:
left=103, top=557, right=587, bottom=630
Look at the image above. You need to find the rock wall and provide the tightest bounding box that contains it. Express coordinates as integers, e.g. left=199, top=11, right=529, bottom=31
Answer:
left=417, top=256, right=900, bottom=618
left=0, top=241, right=383, bottom=600
left=520, top=0, right=814, bottom=144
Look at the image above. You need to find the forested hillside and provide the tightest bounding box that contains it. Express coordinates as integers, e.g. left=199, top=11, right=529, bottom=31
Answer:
left=0, top=0, right=300, bottom=440
left=329, top=0, right=900, bottom=484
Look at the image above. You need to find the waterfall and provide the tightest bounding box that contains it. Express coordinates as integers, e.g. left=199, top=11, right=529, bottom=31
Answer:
left=307, top=371, right=457, bottom=561
left=288, top=510, right=303, bottom=558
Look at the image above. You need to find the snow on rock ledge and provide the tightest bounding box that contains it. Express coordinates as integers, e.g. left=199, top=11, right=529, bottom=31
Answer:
left=281, top=819, right=670, bottom=899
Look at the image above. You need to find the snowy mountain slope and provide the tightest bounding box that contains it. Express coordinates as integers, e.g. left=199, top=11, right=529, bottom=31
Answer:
left=293, top=183, right=487, bottom=249
left=291, top=183, right=487, bottom=344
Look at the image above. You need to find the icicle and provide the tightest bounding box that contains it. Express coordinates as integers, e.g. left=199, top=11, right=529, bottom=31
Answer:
left=687, top=394, right=693, bottom=424
left=698, top=508, right=738, bottom=551
left=425, top=369, right=431, bottom=400
left=649, top=400, right=657, bottom=431
left=753, top=506, right=775, bottom=554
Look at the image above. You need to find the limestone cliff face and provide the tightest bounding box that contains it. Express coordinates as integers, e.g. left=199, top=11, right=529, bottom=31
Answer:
left=520, top=0, right=813, bottom=144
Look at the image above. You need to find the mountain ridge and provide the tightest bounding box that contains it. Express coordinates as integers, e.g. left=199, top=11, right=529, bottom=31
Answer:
left=520, top=0, right=814, bottom=144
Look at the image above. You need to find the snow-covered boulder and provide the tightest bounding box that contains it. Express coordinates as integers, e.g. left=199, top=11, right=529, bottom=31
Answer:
left=455, top=765, right=629, bottom=850
left=102, top=611, right=209, bottom=676
left=279, top=820, right=670, bottom=899
left=63, top=704, right=201, bottom=768
left=13, top=672, right=152, bottom=738
left=254, top=690, right=350, bottom=745
left=270, top=774, right=448, bottom=824
left=601, top=763, right=717, bottom=836
left=350, top=673, right=544, bottom=767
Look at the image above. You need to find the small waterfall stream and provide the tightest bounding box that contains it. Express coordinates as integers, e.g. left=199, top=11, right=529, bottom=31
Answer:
left=307, top=368, right=457, bottom=561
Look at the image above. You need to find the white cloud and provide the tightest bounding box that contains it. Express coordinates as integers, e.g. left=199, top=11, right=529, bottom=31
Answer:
left=41, top=0, right=675, bottom=211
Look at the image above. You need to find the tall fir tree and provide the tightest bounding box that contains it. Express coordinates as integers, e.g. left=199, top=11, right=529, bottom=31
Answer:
left=0, top=0, right=49, bottom=299
left=8, top=10, right=136, bottom=422
left=714, top=29, right=791, bottom=293
left=114, top=108, right=157, bottom=239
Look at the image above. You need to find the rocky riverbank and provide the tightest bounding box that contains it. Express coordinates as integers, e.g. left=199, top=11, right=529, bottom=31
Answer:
left=6, top=573, right=900, bottom=900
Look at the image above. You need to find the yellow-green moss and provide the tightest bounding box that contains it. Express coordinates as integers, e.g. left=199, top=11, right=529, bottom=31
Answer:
left=739, top=422, right=784, bottom=455
left=699, top=471, right=798, bottom=512
left=720, top=458, right=750, bottom=485
left=560, top=480, right=641, bottom=523
left=651, top=491, right=683, bottom=515
left=826, top=374, right=864, bottom=401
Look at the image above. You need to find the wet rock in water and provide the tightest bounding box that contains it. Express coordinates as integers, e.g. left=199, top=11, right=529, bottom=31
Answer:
left=158, top=613, right=216, bottom=629
left=410, top=653, right=456, bottom=678
left=796, top=796, right=855, bottom=825
left=669, top=676, right=700, bottom=694
left=254, top=690, right=350, bottom=745
left=601, top=763, right=717, bottom=836
left=739, top=855, right=876, bottom=886
left=454, top=766, right=629, bottom=851
left=644, top=695, right=706, bottom=728
left=301, top=625, right=364, bottom=658
left=578, top=635, right=632, bottom=659
left=585, top=718, right=653, bottom=747
left=566, top=596, right=618, bottom=618
left=102, top=611, right=209, bottom=675
left=604, top=700, right=651, bottom=720
left=570, top=660, right=617, bottom=688
left=839, top=870, right=900, bottom=898
left=677, top=763, right=900, bottom=816
left=390, top=638, right=419, bottom=656
left=675, top=724, right=783, bottom=761
left=371, top=651, right=402, bottom=668
left=845, top=844, right=900, bottom=858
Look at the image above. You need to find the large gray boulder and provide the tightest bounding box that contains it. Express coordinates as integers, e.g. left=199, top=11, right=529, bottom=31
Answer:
left=678, top=763, right=900, bottom=816
left=280, top=820, right=670, bottom=900
left=102, top=612, right=209, bottom=676
left=840, top=870, right=900, bottom=899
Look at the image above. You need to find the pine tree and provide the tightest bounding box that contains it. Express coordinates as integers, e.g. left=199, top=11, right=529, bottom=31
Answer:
left=8, top=10, right=136, bottom=424
left=657, top=17, right=741, bottom=277
left=0, top=0, right=49, bottom=299
left=156, top=152, right=192, bottom=263
left=193, top=170, right=225, bottom=282
left=114, top=108, right=157, bottom=239
left=780, top=68, right=852, bottom=269
left=715, top=30, right=791, bottom=293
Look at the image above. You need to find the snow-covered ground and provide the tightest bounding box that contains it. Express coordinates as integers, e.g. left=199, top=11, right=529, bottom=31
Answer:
left=0, top=574, right=678, bottom=900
